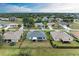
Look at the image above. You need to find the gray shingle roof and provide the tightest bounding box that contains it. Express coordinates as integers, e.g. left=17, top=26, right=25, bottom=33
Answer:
left=3, top=27, right=23, bottom=42
left=27, top=31, right=46, bottom=40
left=50, top=31, right=73, bottom=42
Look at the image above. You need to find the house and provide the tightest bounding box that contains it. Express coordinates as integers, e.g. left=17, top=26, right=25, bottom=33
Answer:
left=0, top=18, right=9, bottom=21
left=48, top=16, right=55, bottom=23
left=47, top=23, right=55, bottom=26
left=0, top=24, right=8, bottom=28
left=3, top=27, right=23, bottom=43
left=71, top=32, right=79, bottom=39
left=55, top=18, right=63, bottom=22
left=4, top=23, right=19, bottom=30
left=26, top=31, right=47, bottom=41
left=0, top=24, right=3, bottom=28
left=42, top=16, right=48, bottom=21
left=60, top=21, right=70, bottom=26
left=35, top=23, right=45, bottom=29
left=50, top=31, right=73, bottom=42
left=8, top=23, right=18, bottom=28
left=9, top=17, right=17, bottom=21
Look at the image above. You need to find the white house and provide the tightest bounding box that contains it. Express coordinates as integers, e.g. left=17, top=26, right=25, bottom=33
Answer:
left=50, top=31, right=73, bottom=42
left=8, top=23, right=18, bottom=28
left=9, top=17, right=17, bottom=21
left=35, top=23, right=45, bottom=29
left=0, top=18, right=9, bottom=21
left=42, top=16, right=48, bottom=21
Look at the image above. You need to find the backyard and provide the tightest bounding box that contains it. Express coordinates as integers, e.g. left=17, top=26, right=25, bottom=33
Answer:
left=1, top=46, right=79, bottom=56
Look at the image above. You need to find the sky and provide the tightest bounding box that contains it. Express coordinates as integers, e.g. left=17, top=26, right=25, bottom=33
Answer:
left=0, top=3, right=79, bottom=13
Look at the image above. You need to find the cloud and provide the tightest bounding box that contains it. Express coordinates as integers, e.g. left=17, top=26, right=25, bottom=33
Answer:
left=5, top=5, right=32, bottom=13
left=1, top=3, right=79, bottom=13
left=38, top=3, right=79, bottom=13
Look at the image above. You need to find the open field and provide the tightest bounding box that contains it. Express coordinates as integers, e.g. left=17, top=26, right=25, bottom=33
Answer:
left=1, top=47, right=79, bottom=56
left=70, top=22, right=79, bottom=29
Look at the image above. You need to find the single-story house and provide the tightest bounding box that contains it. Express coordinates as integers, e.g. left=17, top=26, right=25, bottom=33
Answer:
left=71, top=32, right=79, bottom=39
left=0, top=24, right=8, bottom=28
left=48, top=17, right=55, bottom=23
left=60, top=21, right=69, bottom=26
left=3, top=27, right=23, bottom=43
left=0, top=24, right=3, bottom=28
left=0, top=18, right=9, bottom=21
left=8, top=23, right=18, bottom=28
left=9, top=17, right=17, bottom=21
left=47, top=23, right=55, bottom=26
left=50, top=31, right=73, bottom=42
left=35, top=23, right=45, bottom=29
left=26, top=31, right=47, bottom=41
left=42, top=16, right=48, bottom=21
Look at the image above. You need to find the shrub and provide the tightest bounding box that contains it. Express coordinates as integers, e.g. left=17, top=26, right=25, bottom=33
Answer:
left=10, top=42, right=16, bottom=46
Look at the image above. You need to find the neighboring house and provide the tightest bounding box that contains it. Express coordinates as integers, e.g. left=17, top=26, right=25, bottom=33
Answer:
left=0, top=24, right=3, bottom=28
left=50, top=31, right=73, bottom=42
left=35, top=23, right=45, bottom=29
left=60, top=21, right=69, bottom=26
left=3, top=27, right=23, bottom=43
left=8, top=23, right=18, bottom=28
left=0, top=24, right=8, bottom=28
left=4, top=23, right=19, bottom=30
left=9, top=17, right=17, bottom=21
left=48, top=16, right=55, bottom=23
left=55, top=18, right=63, bottom=22
left=26, top=31, right=47, bottom=41
left=47, top=23, right=55, bottom=26
left=42, top=16, right=48, bottom=21
left=71, top=32, right=79, bottom=39
left=0, top=18, right=9, bottom=21
left=59, top=21, right=71, bottom=32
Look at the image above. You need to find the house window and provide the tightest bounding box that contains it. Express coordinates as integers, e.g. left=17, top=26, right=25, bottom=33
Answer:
left=43, top=37, right=45, bottom=39
left=37, top=37, right=42, bottom=39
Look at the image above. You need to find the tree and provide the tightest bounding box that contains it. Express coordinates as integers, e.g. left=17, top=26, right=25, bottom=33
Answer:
left=2, top=29, right=5, bottom=35
left=23, top=17, right=28, bottom=27
left=23, top=17, right=34, bottom=28
left=0, top=34, right=3, bottom=46
left=18, top=24, right=21, bottom=28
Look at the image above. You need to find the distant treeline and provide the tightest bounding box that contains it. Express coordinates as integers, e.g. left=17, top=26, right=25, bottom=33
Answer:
left=0, top=13, right=79, bottom=18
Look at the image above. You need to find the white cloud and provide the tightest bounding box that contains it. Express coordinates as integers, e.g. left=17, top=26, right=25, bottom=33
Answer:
left=3, top=3, right=79, bottom=13
left=38, top=3, right=79, bottom=13
left=6, top=5, right=32, bottom=13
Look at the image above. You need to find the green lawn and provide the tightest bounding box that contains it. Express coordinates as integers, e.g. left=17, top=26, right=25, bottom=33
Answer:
left=1, top=47, right=79, bottom=56
left=70, top=22, right=79, bottom=29
left=20, top=40, right=52, bottom=48
left=1, top=40, right=79, bottom=56
left=0, top=18, right=23, bottom=24
left=1, top=27, right=79, bottom=56
left=52, top=41, right=79, bottom=47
